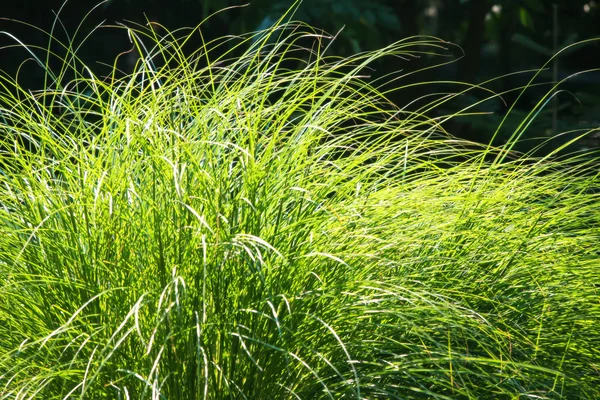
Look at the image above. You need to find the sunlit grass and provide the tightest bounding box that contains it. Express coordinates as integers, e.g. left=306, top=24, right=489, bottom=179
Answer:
left=1, top=9, right=599, bottom=399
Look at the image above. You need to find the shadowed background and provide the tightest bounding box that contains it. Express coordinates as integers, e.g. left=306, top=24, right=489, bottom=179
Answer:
left=1, top=0, right=599, bottom=150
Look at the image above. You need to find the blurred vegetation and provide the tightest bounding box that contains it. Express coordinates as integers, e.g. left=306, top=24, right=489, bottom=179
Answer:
left=1, top=0, right=599, bottom=153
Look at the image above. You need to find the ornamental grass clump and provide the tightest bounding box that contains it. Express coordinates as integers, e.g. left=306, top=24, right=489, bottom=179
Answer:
left=1, top=10, right=599, bottom=400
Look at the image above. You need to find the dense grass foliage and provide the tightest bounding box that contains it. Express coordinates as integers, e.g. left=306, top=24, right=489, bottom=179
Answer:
left=1, top=15, right=599, bottom=399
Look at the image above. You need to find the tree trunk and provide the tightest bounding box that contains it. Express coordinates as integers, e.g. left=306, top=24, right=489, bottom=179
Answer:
left=457, top=0, right=493, bottom=83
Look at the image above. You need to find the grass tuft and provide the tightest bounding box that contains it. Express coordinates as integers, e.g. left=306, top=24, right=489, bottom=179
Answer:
left=1, top=11, right=599, bottom=399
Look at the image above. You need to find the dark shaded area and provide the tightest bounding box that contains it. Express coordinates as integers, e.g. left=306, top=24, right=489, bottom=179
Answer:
left=1, top=0, right=599, bottom=154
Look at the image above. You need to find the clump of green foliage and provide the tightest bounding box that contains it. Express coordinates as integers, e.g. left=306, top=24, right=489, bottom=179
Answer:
left=0, top=8, right=599, bottom=399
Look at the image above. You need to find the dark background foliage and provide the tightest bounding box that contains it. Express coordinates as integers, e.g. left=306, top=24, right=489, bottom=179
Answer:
left=1, top=0, right=599, bottom=152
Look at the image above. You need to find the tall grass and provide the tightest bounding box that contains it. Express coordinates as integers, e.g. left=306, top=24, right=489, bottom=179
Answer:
left=1, top=10, right=599, bottom=399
